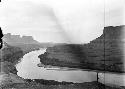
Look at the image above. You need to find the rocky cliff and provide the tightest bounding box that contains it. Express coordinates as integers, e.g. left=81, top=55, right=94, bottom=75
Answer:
left=3, top=33, right=39, bottom=45
left=39, top=25, right=125, bottom=72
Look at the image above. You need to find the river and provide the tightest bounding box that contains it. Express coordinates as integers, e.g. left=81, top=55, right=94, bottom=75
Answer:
left=16, top=48, right=125, bottom=86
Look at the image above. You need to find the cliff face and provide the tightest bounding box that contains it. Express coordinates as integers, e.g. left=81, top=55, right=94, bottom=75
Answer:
left=39, top=25, right=125, bottom=72
left=84, top=26, right=124, bottom=64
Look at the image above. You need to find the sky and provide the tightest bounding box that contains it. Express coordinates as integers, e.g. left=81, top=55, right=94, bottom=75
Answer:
left=0, top=0, right=125, bottom=43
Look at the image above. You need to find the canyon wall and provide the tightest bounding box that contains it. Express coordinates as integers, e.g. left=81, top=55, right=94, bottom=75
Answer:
left=39, top=25, right=125, bottom=72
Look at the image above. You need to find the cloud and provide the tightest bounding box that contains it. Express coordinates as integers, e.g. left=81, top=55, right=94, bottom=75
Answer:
left=0, top=0, right=71, bottom=43
left=0, top=1, right=56, bottom=30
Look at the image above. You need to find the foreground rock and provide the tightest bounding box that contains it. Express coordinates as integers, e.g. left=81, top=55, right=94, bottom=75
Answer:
left=1, top=80, right=124, bottom=89
left=0, top=73, right=25, bottom=86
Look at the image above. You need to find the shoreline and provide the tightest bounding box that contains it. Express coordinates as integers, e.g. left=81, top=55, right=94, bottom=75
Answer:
left=37, top=63, right=125, bottom=75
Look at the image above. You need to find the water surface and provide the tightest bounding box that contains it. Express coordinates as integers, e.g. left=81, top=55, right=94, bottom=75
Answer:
left=16, top=49, right=125, bottom=86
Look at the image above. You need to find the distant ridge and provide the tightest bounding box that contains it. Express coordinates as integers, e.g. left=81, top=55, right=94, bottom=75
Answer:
left=3, top=33, right=39, bottom=45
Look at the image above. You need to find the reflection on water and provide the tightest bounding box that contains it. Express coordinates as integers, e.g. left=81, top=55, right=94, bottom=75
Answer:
left=16, top=49, right=125, bottom=86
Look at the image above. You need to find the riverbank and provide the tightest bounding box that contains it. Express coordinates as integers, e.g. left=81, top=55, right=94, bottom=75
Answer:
left=37, top=63, right=125, bottom=75
left=0, top=72, right=124, bottom=89
left=1, top=78, right=125, bottom=89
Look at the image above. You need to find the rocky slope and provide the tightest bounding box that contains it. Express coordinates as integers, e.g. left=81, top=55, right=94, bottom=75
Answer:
left=0, top=42, right=26, bottom=87
left=39, top=25, right=125, bottom=72
left=0, top=42, right=24, bottom=74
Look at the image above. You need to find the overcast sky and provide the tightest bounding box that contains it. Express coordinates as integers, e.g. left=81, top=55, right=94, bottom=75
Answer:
left=0, top=0, right=125, bottom=43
